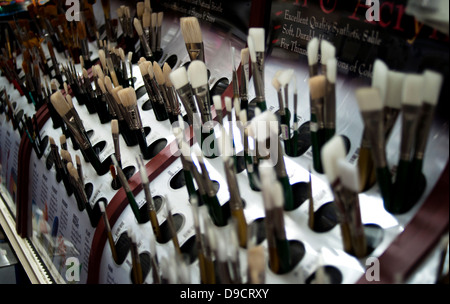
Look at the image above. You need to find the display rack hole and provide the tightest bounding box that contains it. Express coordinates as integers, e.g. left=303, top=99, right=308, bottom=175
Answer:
left=305, top=265, right=343, bottom=284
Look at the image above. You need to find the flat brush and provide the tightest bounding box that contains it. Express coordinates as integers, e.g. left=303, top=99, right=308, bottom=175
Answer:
left=384, top=71, right=405, bottom=139
left=180, top=17, right=205, bottom=62
left=309, top=75, right=327, bottom=173
left=248, top=28, right=266, bottom=111
left=142, top=11, right=152, bottom=50
left=136, top=155, right=160, bottom=240
left=111, top=119, right=121, bottom=168
left=174, top=126, right=197, bottom=198
left=51, top=91, right=107, bottom=176
left=134, top=18, right=153, bottom=60
left=154, top=61, right=176, bottom=123
left=240, top=48, right=250, bottom=111
left=190, top=195, right=208, bottom=284
left=111, top=154, right=142, bottom=223
left=410, top=70, right=443, bottom=195
left=49, top=137, right=70, bottom=190
left=199, top=207, right=217, bottom=284
left=231, top=47, right=240, bottom=101
left=164, top=63, right=181, bottom=121
left=307, top=37, right=320, bottom=77
left=139, top=60, right=161, bottom=119
left=99, top=201, right=119, bottom=263
left=337, top=159, right=367, bottom=258
left=215, top=228, right=233, bottom=284
left=324, top=58, right=337, bottom=142
left=321, top=135, right=352, bottom=253
left=156, top=12, right=163, bottom=53
left=149, top=232, right=161, bottom=284
left=355, top=88, right=392, bottom=211
left=240, top=110, right=260, bottom=191
left=273, top=73, right=290, bottom=155
left=67, top=162, right=88, bottom=212
left=117, top=87, right=150, bottom=159
left=147, top=63, right=169, bottom=121
left=219, top=128, right=247, bottom=247
left=129, top=230, right=144, bottom=284
left=393, top=74, right=424, bottom=213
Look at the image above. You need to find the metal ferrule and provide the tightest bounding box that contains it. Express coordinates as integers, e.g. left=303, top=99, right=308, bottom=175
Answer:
left=277, top=91, right=285, bottom=116
left=275, top=140, right=288, bottom=178
left=240, top=66, right=248, bottom=101
left=142, top=74, right=157, bottom=104
left=414, top=103, right=435, bottom=160
left=70, top=108, right=86, bottom=134
left=139, top=34, right=153, bottom=58
left=251, top=61, right=265, bottom=103
left=177, top=83, right=197, bottom=115
left=185, top=43, right=205, bottom=62
left=144, top=27, right=151, bottom=46
left=125, top=104, right=143, bottom=130
left=309, top=63, right=318, bottom=78
left=159, top=84, right=173, bottom=115
left=325, top=81, right=336, bottom=130
left=63, top=114, right=90, bottom=150
left=156, top=27, right=162, bottom=52
left=167, top=86, right=181, bottom=116
left=224, top=159, right=243, bottom=211
left=149, top=78, right=165, bottom=106
left=400, top=104, right=421, bottom=160
left=362, top=111, right=387, bottom=168
left=74, top=179, right=89, bottom=205
left=193, top=85, right=212, bottom=124
left=311, top=96, right=325, bottom=128
left=199, top=162, right=216, bottom=198
left=104, top=92, right=119, bottom=118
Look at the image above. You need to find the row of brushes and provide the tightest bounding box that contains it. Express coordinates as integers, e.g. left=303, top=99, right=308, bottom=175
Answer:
left=355, top=65, right=443, bottom=214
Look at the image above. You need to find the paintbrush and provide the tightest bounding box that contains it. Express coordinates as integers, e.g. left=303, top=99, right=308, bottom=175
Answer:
left=77, top=21, right=91, bottom=69
left=165, top=198, right=181, bottom=255
left=173, top=126, right=197, bottom=198
left=240, top=109, right=260, bottom=191
left=260, top=161, right=291, bottom=274
left=410, top=70, right=443, bottom=193
left=324, top=58, right=337, bottom=142
left=147, top=62, right=169, bottom=121
left=291, top=75, right=299, bottom=156
left=99, top=201, right=119, bottom=263
left=111, top=154, right=142, bottom=223
left=231, top=47, right=240, bottom=102
left=248, top=28, right=266, bottom=111
left=199, top=207, right=217, bottom=284
left=309, top=75, right=327, bottom=173
left=215, top=228, right=233, bottom=284
left=219, top=127, right=248, bottom=247
left=194, top=145, right=226, bottom=226
left=149, top=232, right=161, bottom=284
left=180, top=17, right=205, bottom=62
left=227, top=219, right=242, bottom=283
left=101, top=0, right=113, bottom=41
left=337, top=159, right=367, bottom=258
left=308, top=166, right=315, bottom=230
left=49, top=137, right=70, bottom=189
left=240, top=48, right=250, bottom=111
left=142, top=11, right=152, bottom=54
left=153, top=61, right=176, bottom=123
left=118, top=87, right=150, bottom=159
left=156, top=12, right=164, bottom=53
left=164, top=63, right=181, bottom=121
left=392, top=74, right=424, bottom=213
left=384, top=70, right=405, bottom=139
left=321, top=135, right=352, bottom=253
left=51, top=91, right=107, bottom=175
left=139, top=60, right=160, bottom=117
left=134, top=18, right=153, bottom=61
left=307, top=37, right=320, bottom=77
left=136, top=154, right=161, bottom=241
left=213, top=95, right=224, bottom=125
left=111, top=119, right=121, bottom=168
left=355, top=88, right=392, bottom=211
left=136, top=2, right=145, bottom=24
left=67, top=162, right=87, bottom=212
left=75, top=155, right=84, bottom=186
left=320, top=39, right=336, bottom=76
left=273, top=73, right=290, bottom=154
left=247, top=244, right=265, bottom=284
left=129, top=229, right=144, bottom=284
left=190, top=195, right=208, bottom=284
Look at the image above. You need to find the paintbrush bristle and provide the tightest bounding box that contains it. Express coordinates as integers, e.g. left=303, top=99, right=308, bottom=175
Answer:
left=239, top=110, right=248, bottom=125
left=309, top=75, right=327, bottom=100
left=136, top=2, right=145, bottom=18
left=76, top=155, right=81, bottom=166
left=170, top=66, right=189, bottom=90
left=147, top=62, right=155, bottom=79
left=248, top=110, right=278, bottom=142
left=50, top=91, right=71, bottom=117
left=423, top=70, right=443, bottom=106
left=321, top=135, right=346, bottom=183
left=307, top=37, right=319, bottom=66
left=60, top=135, right=66, bottom=145
left=180, top=17, right=202, bottom=44
left=151, top=12, right=157, bottom=28
left=118, top=87, right=137, bottom=107
left=278, top=69, right=294, bottom=87
left=111, top=119, right=119, bottom=135
left=138, top=61, right=150, bottom=76
left=187, top=60, right=208, bottom=89
left=326, top=58, right=337, bottom=84
left=320, top=39, right=336, bottom=65
left=61, top=149, right=72, bottom=164
left=402, top=74, right=424, bottom=107
left=337, top=159, right=360, bottom=192
left=94, top=65, right=105, bottom=80
left=247, top=36, right=257, bottom=64
left=153, top=62, right=165, bottom=85
left=163, top=63, right=173, bottom=87
left=248, top=246, right=265, bottom=283
left=271, top=180, right=284, bottom=209
left=355, top=87, right=384, bottom=112
left=234, top=97, right=241, bottom=116
left=49, top=136, right=55, bottom=146
left=241, top=48, right=249, bottom=66
left=372, top=59, right=389, bottom=103
left=138, top=157, right=149, bottom=185
left=133, top=18, right=144, bottom=36
left=272, top=76, right=281, bottom=92
left=213, top=95, right=222, bottom=112
left=225, top=96, right=233, bottom=113
left=385, top=71, right=404, bottom=109
left=158, top=12, right=164, bottom=26
left=143, top=11, right=151, bottom=28
left=98, top=49, right=107, bottom=71
left=97, top=77, right=107, bottom=93
left=82, top=68, right=89, bottom=79
left=248, top=28, right=265, bottom=53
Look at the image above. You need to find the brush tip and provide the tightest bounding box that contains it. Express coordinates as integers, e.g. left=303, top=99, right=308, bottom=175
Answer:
left=117, top=87, right=137, bottom=107
left=326, top=58, right=337, bottom=84
left=320, top=39, right=336, bottom=65
left=372, top=59, right=389, bottom=102
left=337, top=159, right=360, bottom=192
left=169, top=66, right=189, bottom=90
left=307, top=37, right=319, bottom=66
left=402, top=74, right=424, bottom=106
left=111, top=119, right=119, bottom=135
left=213, top=95, right=222, bottom=112
left=355, top=87, right=384, bottom=112
left=248, top=28, right=265, bottom=52
left=225, top=96, right=233, bottom=112
left=321, top=135, right=347, bottom=183
left=187, top=60, right=208, bottom=88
